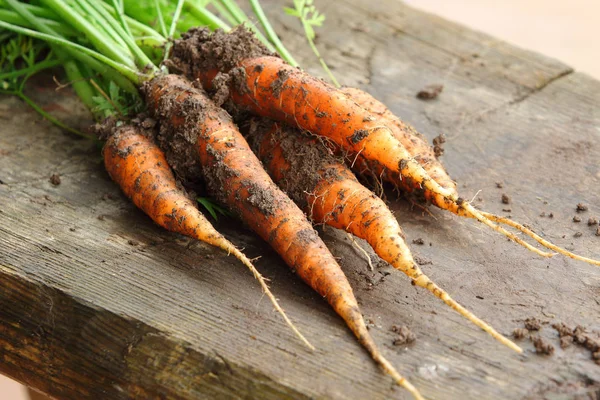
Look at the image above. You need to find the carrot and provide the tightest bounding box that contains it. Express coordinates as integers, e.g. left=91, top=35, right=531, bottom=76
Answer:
left=248, top=118, right=521, bottom=353
left=172, top=27, right=598, bottom=265
left=103, top=123, right=312, bottom=349
left=143, top=74, right=424, bottom=399
left=342, top=87, right=600, bottom=267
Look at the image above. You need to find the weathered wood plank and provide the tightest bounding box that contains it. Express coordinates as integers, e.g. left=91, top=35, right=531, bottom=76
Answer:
left=1, top=0, right=599, bottom=399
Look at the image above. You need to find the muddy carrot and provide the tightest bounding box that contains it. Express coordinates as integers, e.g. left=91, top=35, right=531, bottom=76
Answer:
left=171, top=27, right=598, bottom=264
left=143, top=74, right=424, bottom=399
left=248, top=118, right=521, bottom=353
left=103, top=123, right=312, bottom=349
left=342, top=87, right=600, bottom=267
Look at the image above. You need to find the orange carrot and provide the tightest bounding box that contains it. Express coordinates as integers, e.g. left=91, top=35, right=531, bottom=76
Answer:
left=143, top=74, right=424, bottom=399
left=248, top=118, right=521, bottom=353
left=172, top=27, right=599, bottom=265
left=342, top=87, right=600, bottom=267
left=103, top=123, right=312, bottom=349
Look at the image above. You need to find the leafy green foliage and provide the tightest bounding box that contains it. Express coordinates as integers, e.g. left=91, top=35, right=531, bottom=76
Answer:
left=283, top=0, right=339, bottom=87
left=197, top=197, right=232, bottom=220
left=284, top=0, right=325, bottom=42
left=91, top=80, right=144, bottom=119
left=1, top=33, right=51, bottom=90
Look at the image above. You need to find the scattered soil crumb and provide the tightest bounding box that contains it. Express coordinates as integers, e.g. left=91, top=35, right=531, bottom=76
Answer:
left=503, top=208, right=512, bottom=212
left=97, top=214, right=106, bottom=221
left=416, top=84, right=443, bottom=100
left=574, top=232, right=583, bottom=238
left=49, top=174, right=61, bottom=186
left=432, top=134, right=446, bottom=157
left=552, top=322, right=572, bottom=337
left=128, top=239, right=139, bottom=246
left=576, top=203, right=588, bottom=212
left=549, top=212, right=554, bottom=218
left=560, top=336, right=574, bottom=349
left=596, top=227, right=600, bottom=237
left=588, top=217, right=599, bottom=226
left=205, top=254, right=215, bottom=260
left=524, top=317, right=542, bottom=331
left=102, top=193, right=115, bottom=201
left=495, top=182, right=504, bottom=189
left=412, top=238, right=425, bottom=245
left=532, top=336, right=555, bottom=355
left=540, top=212, right=546, bottom=217
left=391, top=325, right=416, bottom=345
left=501, top=194, right=511, bottom=204
left=573, top=216, right=582, bottom=223
left=414, top=256, right=432, bottom=265
left=513, top=328, right=529, bottom=339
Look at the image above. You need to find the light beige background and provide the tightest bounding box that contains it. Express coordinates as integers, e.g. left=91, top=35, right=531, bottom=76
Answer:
left=1, top=1, right=598, bottom=398
left=404, top=0, right=600, bottom=78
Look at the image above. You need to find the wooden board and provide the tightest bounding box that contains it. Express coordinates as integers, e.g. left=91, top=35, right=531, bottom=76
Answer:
left=1, top=1, right=599, bottom=399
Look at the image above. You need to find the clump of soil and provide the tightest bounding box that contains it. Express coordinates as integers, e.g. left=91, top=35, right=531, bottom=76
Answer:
left=552, top=322, right=600, bottom=364
left=588, top=217, right=598, bottom=226
left=416, top=84, right=443, bottom=100
left=244, top=118, right=344, bottom=211
left=513, top=317, right=555, bottom=355
left=576, top=203, right=588, bottom=212
left=573, top=216, right=581, bottom=223
left=391, top=325, right=416, bottom=345
left=524, top=317, right=542, bottom=331
left=495, top=182, right=504, bottom=189
left=49, top=174, right=61, bottom=186
left=412, top=238, right=425, bottom=245
left=513, top=328, right=529, bottom=339
left=432, top=134, right=446, bottom=157
left=501, top=194, right=511, bottom=204
left=532, top=336, right=555, bottom=355
left=170, top=26, right=273, bottom=106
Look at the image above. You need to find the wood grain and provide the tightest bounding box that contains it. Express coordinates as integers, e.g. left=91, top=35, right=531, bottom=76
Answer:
left=1, top=0, right=599, bottom=399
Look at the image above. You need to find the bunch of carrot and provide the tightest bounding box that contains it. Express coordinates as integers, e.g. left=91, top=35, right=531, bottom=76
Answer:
left=2, top=1, right=598, bottom=399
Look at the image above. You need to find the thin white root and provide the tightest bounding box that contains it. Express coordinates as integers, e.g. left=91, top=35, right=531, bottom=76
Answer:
left=375, top=353, right=424, bottom=400
left=224, top=244, right=315, bottom=350
left=481, top=212, right=600, bottom=267
left=463, top=203, right=554, bottom=258
left=412, top=275, right=522, bottom=353
left=347, top=232, right=374, bottom=271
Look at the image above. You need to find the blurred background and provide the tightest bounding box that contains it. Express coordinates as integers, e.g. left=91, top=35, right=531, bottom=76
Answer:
left=404, top=0, right=600, bottom=79
left=1, top=0, right=598, bottom=399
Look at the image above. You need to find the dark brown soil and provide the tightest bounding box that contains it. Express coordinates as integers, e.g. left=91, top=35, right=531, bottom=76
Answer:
left=532, top=336, right=555, bottom=355
left=552, top=322, right=600, bottom=363
left=524, top=317, right=542, bottom=331
left=49, top=174, right=61, bottom=186
left=244, top=118, right=346, bottom=211
left=412, top=238, right=425, bottom=245
left=170, top=27, right=273, bottom=107
left=391, top=325, right=416, bottom=345
left=576, top=203, right=588, bottom=212
left=416, top=84, right=444, bottom=100
left=513, top=328, right=529, bottom=339
left=501, top=194, right=511, bottom=204
left=432, top=133, right=446, bottom=157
